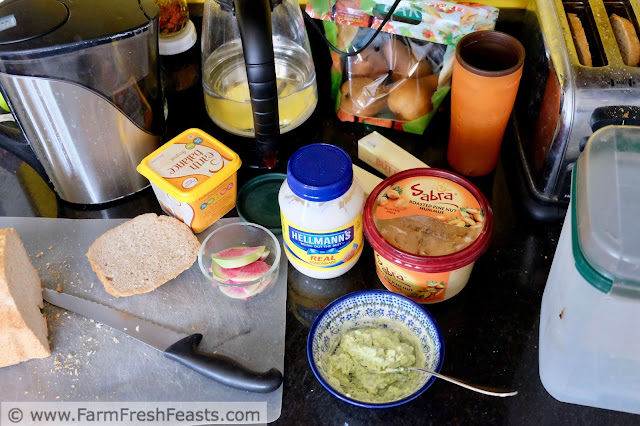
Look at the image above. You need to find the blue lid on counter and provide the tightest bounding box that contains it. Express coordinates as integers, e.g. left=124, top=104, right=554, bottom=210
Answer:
left=286, top=144, right=353, bottom=202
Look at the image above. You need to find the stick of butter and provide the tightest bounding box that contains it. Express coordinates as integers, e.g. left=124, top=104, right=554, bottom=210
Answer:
left=358, top=132, right=429, bottom=177
left=353, top=165, right=382, bottom=196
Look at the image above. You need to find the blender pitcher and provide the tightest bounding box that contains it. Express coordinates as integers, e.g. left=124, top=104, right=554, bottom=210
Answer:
left=202, top=0, right=318, bottom=168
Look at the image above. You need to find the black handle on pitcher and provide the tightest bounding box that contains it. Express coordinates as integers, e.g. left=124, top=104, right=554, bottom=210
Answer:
left=0, top=122, right=49, bottom=182
left=235, top=0, right=280, bottom=169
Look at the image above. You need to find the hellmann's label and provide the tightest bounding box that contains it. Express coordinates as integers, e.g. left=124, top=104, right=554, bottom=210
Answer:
left=281, top=213, right=363, bottom=271
left=148, top=136, right=233, bottom=191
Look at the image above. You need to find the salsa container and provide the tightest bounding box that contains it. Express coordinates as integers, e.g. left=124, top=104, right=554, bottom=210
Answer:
left=363, top=168, right=493, bottom=303
left=137, top=128, right=241, bottom=233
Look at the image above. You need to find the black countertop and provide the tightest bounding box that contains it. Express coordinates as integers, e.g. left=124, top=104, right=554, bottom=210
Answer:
left=0, top=17, right=638, bottom=426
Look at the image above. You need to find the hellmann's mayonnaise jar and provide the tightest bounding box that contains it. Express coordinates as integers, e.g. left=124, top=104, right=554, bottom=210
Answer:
left=279, top=144, right=365, bottom=279
left=137, top=128, right=241, bottom=233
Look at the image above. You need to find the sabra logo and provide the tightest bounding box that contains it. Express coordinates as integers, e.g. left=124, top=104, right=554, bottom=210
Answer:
left=375, top=253, right=405, bottom=281
left=410, top=183, right=454, bottom=201
left=382, top=265, right=405, bottom=281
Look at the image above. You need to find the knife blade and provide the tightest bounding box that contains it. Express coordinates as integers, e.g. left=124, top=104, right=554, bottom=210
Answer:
left=43, top=288, right=185, bottom=351
left=42, top=288, right=283, bottom=393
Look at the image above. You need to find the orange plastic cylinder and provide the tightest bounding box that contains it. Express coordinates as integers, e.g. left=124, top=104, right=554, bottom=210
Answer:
left=447, top=31, right=525, bottom=176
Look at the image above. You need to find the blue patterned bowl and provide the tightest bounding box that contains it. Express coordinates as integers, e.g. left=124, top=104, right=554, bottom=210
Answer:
left=307, top=290, right=445, bottom=408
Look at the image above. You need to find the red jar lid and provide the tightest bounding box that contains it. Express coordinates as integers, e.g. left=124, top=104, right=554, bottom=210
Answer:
left=363, top=168, right=493, bottom=273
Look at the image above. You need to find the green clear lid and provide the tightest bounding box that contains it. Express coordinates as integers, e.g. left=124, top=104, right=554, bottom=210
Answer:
left=573, top=126, right=640, bottom=298
left=236, top=173, right=286, bottom=234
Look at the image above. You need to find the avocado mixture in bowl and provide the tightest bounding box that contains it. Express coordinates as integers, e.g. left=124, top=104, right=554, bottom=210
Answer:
left=325, top=326, right=424, bottom=403
left=308, top=290, right=445, bottom=409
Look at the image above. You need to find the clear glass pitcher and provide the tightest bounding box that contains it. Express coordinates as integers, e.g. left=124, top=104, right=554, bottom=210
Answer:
left=202, top=0, right=318, bottom=147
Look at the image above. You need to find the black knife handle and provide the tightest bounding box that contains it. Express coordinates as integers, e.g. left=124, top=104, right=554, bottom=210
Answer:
left=163, top=334, right=283, bottom=393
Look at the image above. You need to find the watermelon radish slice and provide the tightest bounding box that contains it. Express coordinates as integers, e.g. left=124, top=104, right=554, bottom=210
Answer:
left=259, top=249, right=270, bottom=261
left=218, top=277, right=274, bottom=300
left=212, top=260, right=271, bottom=283
left=211, top=245, right=265, bottom=269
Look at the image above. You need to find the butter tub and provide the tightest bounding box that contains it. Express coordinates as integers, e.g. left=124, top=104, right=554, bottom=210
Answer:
left=137, top=128, right=241, bottom=233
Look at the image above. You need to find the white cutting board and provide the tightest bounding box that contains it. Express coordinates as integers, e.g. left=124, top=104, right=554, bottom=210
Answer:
left=0, top=217, right=287, bottom=423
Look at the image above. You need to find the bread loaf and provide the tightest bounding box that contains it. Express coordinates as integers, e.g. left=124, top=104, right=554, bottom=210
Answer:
left=610, top=14, right=640, bottom=66
left=0, top=228, right=51, bottom=368
left=567, top=13, right=593, bottom=67
left=87, top=213, right=200, bottom=298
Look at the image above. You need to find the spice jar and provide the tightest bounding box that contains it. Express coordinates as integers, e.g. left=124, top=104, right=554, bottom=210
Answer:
left=279, top=144, right=365, bottom=279
left=158, top=19, right=200, bottom=113
left=154, top=0, right=189, bottom=36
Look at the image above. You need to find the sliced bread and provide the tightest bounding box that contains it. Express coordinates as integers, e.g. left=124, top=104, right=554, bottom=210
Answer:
left=86, top=213, right=200, bottom=298
left=0, top=228, right=51, bottom=368
left=610, top=14, right=640, bottom=66
left=567, top=13, right=593, bottom=67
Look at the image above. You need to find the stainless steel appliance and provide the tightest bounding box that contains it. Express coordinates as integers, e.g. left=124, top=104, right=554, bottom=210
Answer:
left=0, top=0, right=165, bottom=205
left=512, top=0, right=640, bottom=220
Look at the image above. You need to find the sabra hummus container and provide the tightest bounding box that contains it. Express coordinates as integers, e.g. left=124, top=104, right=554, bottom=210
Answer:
left=363, top=168, right=493, bottom=303
left=137, top=128, right=241, bottom=233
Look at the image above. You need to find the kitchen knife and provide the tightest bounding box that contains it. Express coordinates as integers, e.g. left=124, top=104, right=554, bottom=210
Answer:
left=42, top=288, right=283, bottom=393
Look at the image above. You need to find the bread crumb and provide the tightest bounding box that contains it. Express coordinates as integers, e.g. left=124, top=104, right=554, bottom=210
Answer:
left=48, top=246, right=53, bottom=250
left=36, top=252, right=44, bottom=258
left=56, top=284, right=62, bottom=292
left=55, top=396, right=60, bottom=400
left=135, top=326, right=139, bottom=332
left=78, top=279, right=83, bottom=284
left=113, top=337, right=119, bottom=344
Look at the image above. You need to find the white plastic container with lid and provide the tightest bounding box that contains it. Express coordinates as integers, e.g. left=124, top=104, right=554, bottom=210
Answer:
left=539, top=126, right=640, bottom=415
left=279, top=144, right=365, bottom=279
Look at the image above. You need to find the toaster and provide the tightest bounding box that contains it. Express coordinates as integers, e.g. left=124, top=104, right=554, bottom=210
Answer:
left=511, top=0, right=640, bottom=220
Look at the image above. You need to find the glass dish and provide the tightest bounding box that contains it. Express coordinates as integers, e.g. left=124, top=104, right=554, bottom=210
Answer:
left=198, top=222, right=281, bottom=300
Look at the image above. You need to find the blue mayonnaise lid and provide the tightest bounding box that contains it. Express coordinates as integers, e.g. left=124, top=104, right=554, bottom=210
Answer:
left=286, top=144, right=353, bottom=202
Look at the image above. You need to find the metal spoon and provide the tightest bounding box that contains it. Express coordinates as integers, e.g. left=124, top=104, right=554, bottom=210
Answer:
left=367, top=366, right=518, bottom=397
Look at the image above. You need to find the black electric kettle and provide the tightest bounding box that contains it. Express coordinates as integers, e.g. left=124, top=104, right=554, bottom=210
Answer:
left=202, top=0, right=318, bottom=168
